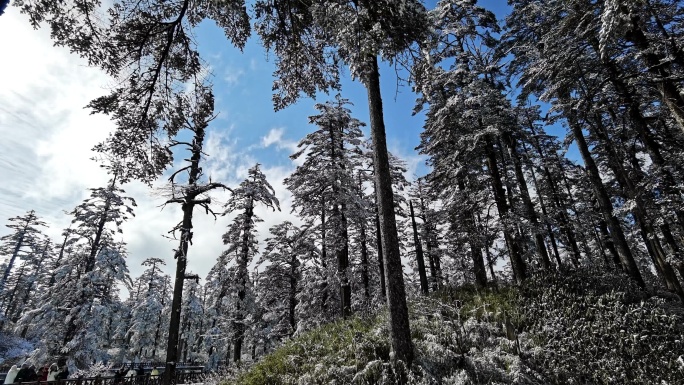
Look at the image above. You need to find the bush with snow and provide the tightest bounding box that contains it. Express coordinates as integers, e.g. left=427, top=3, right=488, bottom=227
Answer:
left=519, top=268, right=684, bottom=384
left=0, top=331, right=33, bottom=365
left=226, top=270, right=684, bottom=384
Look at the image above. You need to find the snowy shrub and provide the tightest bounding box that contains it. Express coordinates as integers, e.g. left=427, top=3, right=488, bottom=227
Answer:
left=230, top=288, right=535, bottom=385
left=519, top=268, right=684, bottom=384
left=0, top=331, right=32, bottom=365
left=73, top=362, right=116, bottom=378
left=228, top=273, right=684, bottom=385
left=410, top=295, right=531, bottom=384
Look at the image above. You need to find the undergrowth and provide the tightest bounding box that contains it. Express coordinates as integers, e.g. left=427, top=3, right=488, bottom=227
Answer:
left=226, top=269, right=684, bottom=385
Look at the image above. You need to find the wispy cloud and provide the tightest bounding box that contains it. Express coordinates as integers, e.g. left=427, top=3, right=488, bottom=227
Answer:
left=223, top=67, right=246, bottom=86
left=260, top=127, right=299, bottom=155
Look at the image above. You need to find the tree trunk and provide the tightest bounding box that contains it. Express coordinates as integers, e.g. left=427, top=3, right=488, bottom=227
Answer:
left=456, top=176, right=487, bottom=288
left=289, top=254, right=297, bottom=335
left=359, top=218, right=370, bottom=301
left=335, top=206, right=352, bottom=318
left=523, top=148, right=564, bottom=270
left=416, top=184, right=440, bottom=291
left=409, top=201, right=429, bottom=294
left=3, top=264, right=24, bottom=322
left=484, top=138, right=527, bottom=283
left=588, top=111, right=684, bottom=299
left=565, top=106, right=645, bottom=287
left=502, top=131, right=553, bottom=270
left=0, top=232, right=25, bottom=294
left=49, top=230, right=71, bottom=287
left=320, top=199, right=329, bottom=311
left=234, top=196, right=254, bottom=362
left=375, top=210, right=386, bottom=298
left=364, top=57, right=412, bottom=365
left=87, top=176, right=117, bottom=273
left=330, top=121, right=352, bottom=318
left=526, top=122, right=582, bottom=266
left=163, top=118, right=207, bottom=385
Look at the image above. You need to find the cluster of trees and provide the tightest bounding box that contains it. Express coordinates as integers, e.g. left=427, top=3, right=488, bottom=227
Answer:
left=2, top=0, right=684, bottom=376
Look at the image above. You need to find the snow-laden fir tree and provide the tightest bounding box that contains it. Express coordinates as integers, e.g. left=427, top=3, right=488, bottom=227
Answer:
left=256, top=221, right=314, bottom=341
left=255, top=0, right=429, bottom=365
left=0, top=210, right=47, bottom=297
left=409, top=178, right=444, bottom=291
left=0, top=236, right=54, bottom=334
left=505, top=0, right=684, bottom=294
left=17, top=0, right=251, bottom=184
left=222, top=163, right=280, bottom=363
left=127, top=258, right=171, bottom=360
left=413, top=0, right=532, bottom=284
left=15, top=174, right=134, bottom=369
left=156, top=82, right=231, bottom=384
left=178, top=275, right=205, bottom=363
left=285, top=95, right=364, bottom=320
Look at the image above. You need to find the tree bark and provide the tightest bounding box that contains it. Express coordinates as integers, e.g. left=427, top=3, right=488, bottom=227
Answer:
left=359, top=218, right=370, bottom=301
left=335, top=206, right=352, bottom=318
left=375, top=210, right=386, bottom=298
left=320, top=199, right=329, bottom=311
left=364, top=57, right=413, bottom=365
left=289, top=253, right=298, bottom=335
left=409, top=201, right=429, bottom=294
left=163, top=116, right=209, bottom=385
left=502, top=132, right=553, bottom=270
left=330, top=121, right=352, bottom=318
left=456, top=176, right=487, bottom=288
left=565, top=106, right=645, bottom=287
left=484, top=138, right=527, bottom=283
left=234, top=196, right=254, bottom=362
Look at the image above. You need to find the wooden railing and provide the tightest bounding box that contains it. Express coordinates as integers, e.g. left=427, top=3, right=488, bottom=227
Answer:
left=0, top=371, right=205, bottom=385
left=0, top=363, right=199, bottom=374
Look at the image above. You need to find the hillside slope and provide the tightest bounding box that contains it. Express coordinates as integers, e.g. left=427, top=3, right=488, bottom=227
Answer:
left=227, top=269, right=684, bottom=384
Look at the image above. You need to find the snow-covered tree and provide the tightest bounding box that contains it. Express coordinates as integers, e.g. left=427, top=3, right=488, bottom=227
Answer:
left=255, top=0, right=428, bottom=364
left=157, top=82, right=230, bottom=381
left=127, top=258, right=171, bottom=360
left=178, top=276, right=205, bottom=363
left=257, top=221, right=313, bottom=341
left=285, top=95, right=365, bottom=319
left=18, top=0, right=250, bottom=183
left=15, top=176, right=134, bottom=369
left=222, top=163, right=280, bottom=362
left=0, top=210, right=47, bottom=296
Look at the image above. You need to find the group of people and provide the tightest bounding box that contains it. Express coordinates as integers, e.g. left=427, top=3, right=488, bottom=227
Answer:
left=3, top=364, right=68, bottom=384
left=3, top=363, right=161, bottom=385
left=112, top=365, right=161, bottom=384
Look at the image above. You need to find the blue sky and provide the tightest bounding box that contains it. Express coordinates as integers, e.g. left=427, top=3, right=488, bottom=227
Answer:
left=0, top=0, right=574, bottom=284
left=189, top=0, right=517, bottom=179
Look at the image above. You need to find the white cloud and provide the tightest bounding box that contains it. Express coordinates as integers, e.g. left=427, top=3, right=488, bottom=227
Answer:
left=223, top=67, right=245, bottom=86
left=0, top=10, right=114, bottom=239
left=260, top=127, right=299, bottom=155
left=388, top=139, right=429, bottom=181
left=261, top=127, right=284, bottom=147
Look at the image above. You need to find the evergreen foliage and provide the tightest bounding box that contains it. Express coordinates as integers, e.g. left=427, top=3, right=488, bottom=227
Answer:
left=229, top=270, right=684, bottom=385
left=3, top=0, right=684, bottom=381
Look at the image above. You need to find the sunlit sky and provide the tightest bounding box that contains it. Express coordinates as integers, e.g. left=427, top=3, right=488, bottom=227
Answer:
left=0, top=1, right=543, bottom=290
